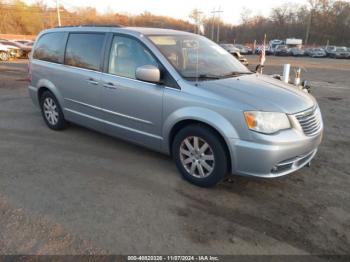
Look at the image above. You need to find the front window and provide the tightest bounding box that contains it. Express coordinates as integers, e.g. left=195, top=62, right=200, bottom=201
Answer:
left=148, top=34, right=250, bottom=81
left=108, top=35, right=158, bottom=79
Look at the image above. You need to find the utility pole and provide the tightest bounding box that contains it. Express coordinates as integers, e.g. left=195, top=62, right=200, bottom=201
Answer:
left=211, top=12, right=215, bottom=40
left=211, top=8, right=223, bottom=43
left=56, top=0, right=61, bottom=27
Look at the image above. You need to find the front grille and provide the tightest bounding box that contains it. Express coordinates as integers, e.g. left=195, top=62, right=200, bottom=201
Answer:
left=295, top=107, right=322, bottom=136
left=271, top=150, right=315, bottom=174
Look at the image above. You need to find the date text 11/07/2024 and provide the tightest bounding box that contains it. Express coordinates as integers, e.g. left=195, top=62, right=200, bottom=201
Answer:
left=127, top=255, right=219, bottom=261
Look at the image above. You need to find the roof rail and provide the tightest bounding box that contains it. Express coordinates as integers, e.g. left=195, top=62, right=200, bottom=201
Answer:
left=55, top=24, right=122, bottom=28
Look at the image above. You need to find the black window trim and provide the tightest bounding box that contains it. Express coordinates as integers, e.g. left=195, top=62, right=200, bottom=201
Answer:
left=63, top=31, right=108, bottom=72
left=103, top=32, right=180, bottom=90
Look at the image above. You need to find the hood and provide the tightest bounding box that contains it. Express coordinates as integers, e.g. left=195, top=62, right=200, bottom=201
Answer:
left=197, top=74, right=315, bottom=114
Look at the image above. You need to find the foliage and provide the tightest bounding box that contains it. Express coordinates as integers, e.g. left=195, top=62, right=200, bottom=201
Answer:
left=0, top=0, right=349, bottom=45
left=204, top=0, right=350, bottom=45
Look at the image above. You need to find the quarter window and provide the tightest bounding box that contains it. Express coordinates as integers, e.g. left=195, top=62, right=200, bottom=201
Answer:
left=33, top=32, right=66, bottom=63
left=65, top=33, right=105, bottom=71
left=108, top=35, right=158, bottom=79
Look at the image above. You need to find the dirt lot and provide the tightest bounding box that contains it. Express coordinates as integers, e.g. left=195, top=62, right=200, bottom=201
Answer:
left=0, top=56, right=349, bottom=255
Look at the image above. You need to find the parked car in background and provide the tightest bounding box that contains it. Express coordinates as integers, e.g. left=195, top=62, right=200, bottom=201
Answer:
left=0, top=40, right=22, bottom=58
left=274, top=45, right=290, bottom=56
left=0, top=43, right=11, bottom=61
left=28, top=26, right=323, bottom=187
left=290, top=47, right=305, bottom=57
left=245, top=46, right=253, bottom=54
left=307, top=48, right=327, bottom=58
left=14, top=40, right=34, bottom=45
left=10, top=40, right=32, bottom=57
left=268, top=39, right=284, bottom=55
left=326, top=46, right=350, bottom=59
left=304, top=48, right=313, bottom=56
left=265, top=46, right=273, bottom=55
left=233, top=44, right=250, bottom=55
left=325, top=45, right=336, bottom=56
left=219, top=43, right=249, bottom=66
left=0, top=40, right=32, bottom=58
left=0, top=41, right=20, bottom=59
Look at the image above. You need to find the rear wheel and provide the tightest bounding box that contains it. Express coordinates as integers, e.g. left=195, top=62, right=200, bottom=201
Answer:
left=172, top=124, right=228, bottom=187
left=40, top=91, right=67, bottom=130
left=0, top=51, right=9, bottom=61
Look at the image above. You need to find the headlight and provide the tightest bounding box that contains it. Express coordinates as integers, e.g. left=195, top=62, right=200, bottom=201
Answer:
left=244, top=111, right=291, bottom=134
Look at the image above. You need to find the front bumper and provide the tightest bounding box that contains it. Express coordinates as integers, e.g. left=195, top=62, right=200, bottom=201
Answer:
left=228, top=128, right=323, bottom=178
left=335, top=54, right=349, bottom=59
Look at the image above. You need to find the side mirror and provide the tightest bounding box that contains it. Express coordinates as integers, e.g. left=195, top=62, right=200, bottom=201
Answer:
left=136, top=65, right=160, bottom=83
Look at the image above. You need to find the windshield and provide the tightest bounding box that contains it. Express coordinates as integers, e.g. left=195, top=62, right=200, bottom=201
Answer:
left=148, top=34, right=250, bottom=81
left=336, top=47, right=347, bottom=52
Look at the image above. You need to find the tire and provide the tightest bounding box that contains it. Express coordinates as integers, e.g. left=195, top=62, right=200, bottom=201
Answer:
left=40, top=91, right=67, bottom=130
left=172, top=124, right=228, bottom=187
left=0, top=51, right=9, bottom=61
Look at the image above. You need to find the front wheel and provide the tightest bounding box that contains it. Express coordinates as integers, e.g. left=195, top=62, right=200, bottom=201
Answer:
left=172, top=124, right=228, bottom=187
left=0, top=51, right=9, bottom=61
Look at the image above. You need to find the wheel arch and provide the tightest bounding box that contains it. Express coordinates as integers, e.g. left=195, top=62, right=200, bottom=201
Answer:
left=167, top=119, right=234, bottom=173
left=163, top=108, right=238, bottom=172
left=37, top=79, right=64, bottom=108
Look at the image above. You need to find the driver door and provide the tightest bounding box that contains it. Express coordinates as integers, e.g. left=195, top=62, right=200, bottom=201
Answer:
left=100, top=35, right=164, bottom=149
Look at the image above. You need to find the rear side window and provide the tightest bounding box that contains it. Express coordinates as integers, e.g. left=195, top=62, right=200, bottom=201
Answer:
left=64, top=33, right=105, bottom=71
left=33, top=32, right=66, bottom=63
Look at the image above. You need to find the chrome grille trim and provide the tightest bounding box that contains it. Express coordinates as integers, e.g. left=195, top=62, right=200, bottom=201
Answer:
left=294, top=106, right=322, bottom=136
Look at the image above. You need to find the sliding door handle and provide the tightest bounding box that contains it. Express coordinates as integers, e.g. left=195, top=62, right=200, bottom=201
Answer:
left=103, top=82, right=117, bottom=89
left=87, top=78, right=99, bottom=85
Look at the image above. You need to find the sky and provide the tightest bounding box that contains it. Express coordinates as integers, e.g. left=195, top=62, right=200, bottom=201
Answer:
left=24, top=0, right=310, bottom=25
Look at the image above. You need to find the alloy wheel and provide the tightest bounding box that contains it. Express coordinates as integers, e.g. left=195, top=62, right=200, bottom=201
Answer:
left=179, top=136, right=215, bottom=178
left=43, top=97, right=59, bottom=125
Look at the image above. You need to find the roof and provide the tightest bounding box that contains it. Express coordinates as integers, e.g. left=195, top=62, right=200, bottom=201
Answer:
left=44, top=26, right=193, bottom=36
left=123, top=27, right=193, bottom=35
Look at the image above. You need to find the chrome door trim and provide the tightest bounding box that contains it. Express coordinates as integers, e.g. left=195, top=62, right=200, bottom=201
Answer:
left=64, top=108, right=162, bottom=140
left=64, top=98, right=154, bottom=125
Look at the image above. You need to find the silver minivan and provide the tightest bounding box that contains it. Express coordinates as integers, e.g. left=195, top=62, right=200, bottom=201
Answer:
left=28, top=26, right=323, bottom=187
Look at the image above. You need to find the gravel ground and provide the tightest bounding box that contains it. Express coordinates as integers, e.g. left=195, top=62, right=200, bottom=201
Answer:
left=0, top=56, right=349, bottom=255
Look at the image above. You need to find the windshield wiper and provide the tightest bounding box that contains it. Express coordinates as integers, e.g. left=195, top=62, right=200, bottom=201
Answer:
left=198, top=74, right=222, bottom=79
left=221, top=71, right=253, bottom=78
left=184, top=74, right=222, bottom=81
